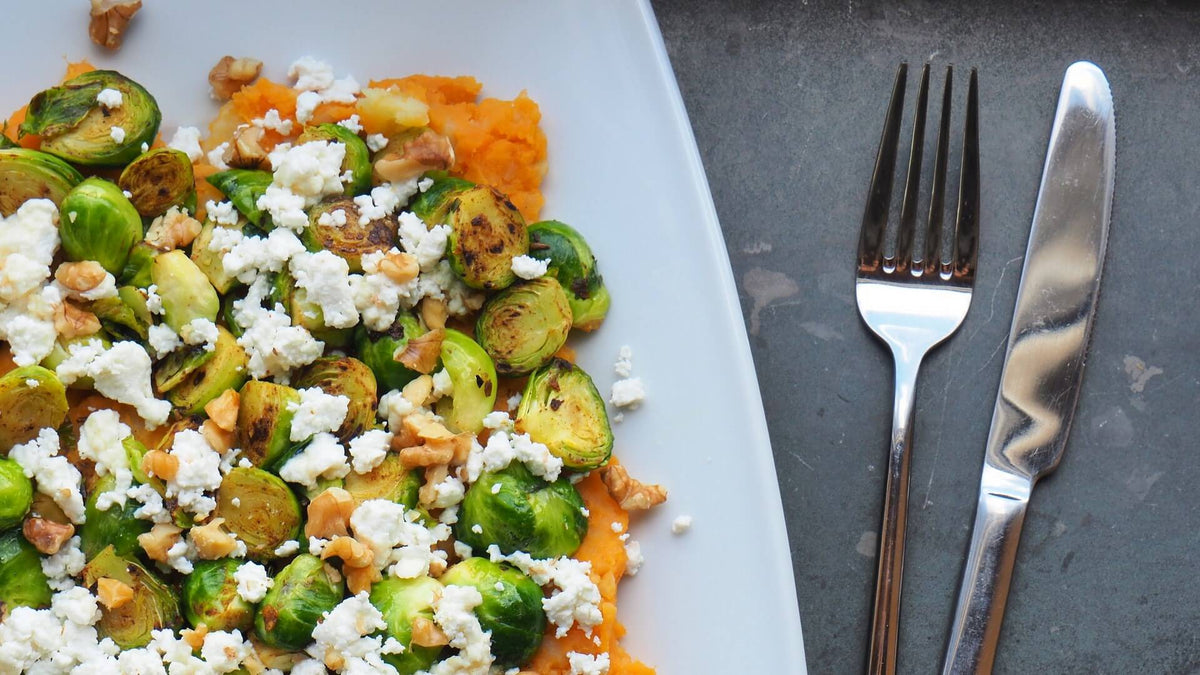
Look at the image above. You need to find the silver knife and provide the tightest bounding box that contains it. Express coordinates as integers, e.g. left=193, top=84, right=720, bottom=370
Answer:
left=941, top=61, right=1115, bottom=675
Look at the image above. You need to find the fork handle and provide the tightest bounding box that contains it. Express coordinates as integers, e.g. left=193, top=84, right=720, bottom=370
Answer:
left=866, top=353, right=923, bottom=675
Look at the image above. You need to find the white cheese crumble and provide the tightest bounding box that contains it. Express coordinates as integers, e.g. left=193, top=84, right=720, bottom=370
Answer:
left=568, top=652, right=611, bottom=675
left=624, top=540, right=644, bottom=576
left=279, top=432, right=350, bottom=488
left=506, top=392, right=522, bottom=411
left=317, top=208, right=348, bottom=227
left=336, top=114, right=363, bottom=134
left=430, top=585, right=494, bottom=675
left=55, top=340, right=172, bottom=427
left=168, top=125, right=204, bottom=162
left=465, top=429, right=563, bottom=483
left=289, top=250, right=359, bottom=328
left=287, top=57, right=361, bottom=124
left=145, top=284, right=164, bottom=314
left=257, top=140, right=348, bottom=231
left=54, top=267, right=117, bottom=302
left=365, top=133, right=389, bottom=152
left=274, top=539, right=301, bottom=557
left=511, top=254, right=550, bottom=280
left=96, top=88, right=123, bottom=109
left=206, top=142, right=231, bottom=170
left=288, top=56, right=336, bottom=91
left=0, top=199, right=62, bottom=366
left=350, top=499, right=450, bottom=578
left=432, top=368, right=454, bottom=399
left=126, top=483, right=170, bottom=523
left=614, top=345, right=634, bottom=378
left=0, top=586, right=118, bottom=672
left=305, top=592, right=403, bottom=673
left=487, top=546, right=603, bottom=638
left=206, top=199, right=240, bottom=226
left=109, top=126, right=126, bottom=143
left=288, top=387, right=351, bottom=442
left=147, top=323, right=182, bottom=358
left=230, top=276, right=324, bottom=381
left=77, top=409, right=134, bottom=511
left=348, top=429, right=393, bottom=474
left=672, top=514, right=693, bottom=534
left=610, top=377, right=646, bottom=409
left=10, top=428, right=85, bottom=524
left=252, top=108, right=294, bottom=135
left=233, top=562, right=274, bottom=603
left=41, top=535, right=86, bottom=591
left=180, top=317, right=220, bottom=352
left=163, top=429, right=224, bottom=520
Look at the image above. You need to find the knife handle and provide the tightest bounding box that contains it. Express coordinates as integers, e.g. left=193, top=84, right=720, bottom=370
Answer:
left=942, top=474, right=1032, bottom=675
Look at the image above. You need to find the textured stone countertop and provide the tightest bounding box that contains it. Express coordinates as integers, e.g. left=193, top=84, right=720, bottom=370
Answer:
left=652, top=0, right=1200, bottom=672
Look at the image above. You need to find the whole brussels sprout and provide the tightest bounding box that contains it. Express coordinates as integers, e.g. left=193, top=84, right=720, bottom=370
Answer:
left=443, top=185, right=530, bottom=291
left=0, top=458, right=33, bottom=530
left=355, top=313, right=426, bottom=392
left=151, top=250, right=220, bottom=333
left=434, top=329, right=498, bottom=434
left=190, top=219, right=244, bottom=294
left=292, top=357, right=378, bottom=445
left=78, top=473, right=152, bottom=560
left=118, top=148, right=195, bottom=217
left=516, top=359, right=613, bottom=471
left=302, top=197, right=396, bottom=273
left=183, top=559, right=257, bottom=632
left=369, top=576, right=443, bottom=674
left=0, top=365, right=68, bottom=455
left=297, top=123, right=372, bottom=196
left=440, top=557, right=546, bottom=665
left=89, top=285, right=151, bottom=342
left=237, top=381, right=301, bottom=468
left=82, top=545, right=182, bottom=648
left=206, top=169, right=272, bottom=227
left=0, top=529, right=52, bottom=613
left=475, top=277, right=573, bottom=377
left=455, top=463, right=588, bottom=559
left=343, top=454, right=421, bottom=507
left=20, top=70, right=161, bottom=166
left=59, top=177, right=143, bottom=275
left=120, top=242, right=159, bottom=288
left=0, top=148, right=83, bottom=216
left=214, top=467, right=303, bottom=561
left=409, top=173, right=473, bottom=225
left=528, top=220, right=611, bottom=331
left=164, top=326, right=249, bottom=416
left=254, top=554, right=344, bottom=650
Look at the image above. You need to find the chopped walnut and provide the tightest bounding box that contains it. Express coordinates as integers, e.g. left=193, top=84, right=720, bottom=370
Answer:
left=343, top=565, right=382, bottom=596
left=320, top=536, right=373, bottom=568
left=410, top=616, right=450, bottom=648
left=395, top=328, right=445, bottom=374
left=209, top=56, right=263, bottom=100
left=418, top=465, right=449, bottom=506
left=191, top=518, right=241, bottom=559
left=601, top=463, right=668, bottom=511
left=373, top=129, right=455, bottom=184
left=141, top=449, right=179, bottom=481
left=204, top=389, right=240, bottom=432
left=200, top=420, right=235, bottom=454
left=305, top=487, right=356, bottom=539
left=401, top=375, right=434, bottom=408
left=181, top=625, right=209, bottom=651
left=54, top=301, right=101, bottom=339
left=378, top=251, right=420, bottom=285
left=419, top=297, right=448, bottom=330
left=96, top=577, right=134, bottom=610
left=55, top=261, right=108, bottom=293
left=138, top=522, right=183, bottom=563
left=22, top=517, right=75, bottom=555
left=145, top=208, right=203, bottom=251
left=224, top=124, right=270, bottom=170
left=398, top=443, right=454, bottom=469
left=403, top=413, right=454, bottom=443
left=89, top=0, right=142, bottom=50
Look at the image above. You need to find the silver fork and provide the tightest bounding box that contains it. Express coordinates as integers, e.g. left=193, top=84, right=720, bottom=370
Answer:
left=857, top=63, right=979, bottom=675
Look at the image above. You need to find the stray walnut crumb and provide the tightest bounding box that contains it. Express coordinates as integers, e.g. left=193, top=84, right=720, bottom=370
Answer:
left=53, top=301, right=100, bottom=339
left=304, top=487, right=356, bottom=540
left=88, top=0, right=142, bottom=50
left=209, top=56, right=263, bottom=100
left=224, top=124, right=270, bottom=169
left=601, top=463, right=668, bottom=511
left=396, top=328, right=445, bottom=374
left=54, top=261, right=108, bottom=293
left=22, top=517, right=74, bottom=555
left=410, top=616, right=450, bottom=648
left=145, top=208, right=202, bottom=250
left=96, top=577, right=134, bottom=610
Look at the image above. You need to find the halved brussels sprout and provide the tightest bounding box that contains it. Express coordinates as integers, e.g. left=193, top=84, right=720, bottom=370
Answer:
left=475, top=278, right=572, bottom=377
left=79, top=473, right=152, bottom=560
left=206, top=169, right=273, bottom=227
left=292, top=357, right=377, bottom=445
left=153, top=343, right=215, bottom=392
left=343, top=454, right=421, bottom=507
left=183, top=559, right=256, bottom=633
left=370, top=576, right=443, bottom=674
left=214, top=467, right=303, bottom=561
left=455, top=463, right=588, bottom=559
left=354, top=313, right=425, bottom=392
left=528, top=220, right=611, bottom=331
left=0, top=365, right=68, bottom=455
left=120, top=243, right=159, bottom=288
left=237, top=381, right=301, bottom=468
left=165, top=326, right=249, bottom=415
left=516, top=359, right=612, bottom=471
left=440, top=557, right=546, bottom=665
left=0, top=148, right=83, bottom=216
left=434, top=328, right=498, bottom=434
left=89, top=285, right=151, bottom=342
left=297, top=123, right=372, bottom=196
left=190, top=220, right=244, bottom=294
left=302, top=197, right=396, bottom=273
left=118, top=148, right=196, bottom=217
left=151, top=250, right=220, bottom=333
left=254, top=554, right=344, bottom=650
left=59, top=177, right=143, bottom=274
left=0, top=530, right=52, bottom=613
left=21, top=70, right=161, bottom=166
left=83, top=546, right=182, bottom=648
left=0, top=458, right=33, bottom=530
left=409, top=173, right=473, bottom=225
left=444, top=185, right=530, bottom=290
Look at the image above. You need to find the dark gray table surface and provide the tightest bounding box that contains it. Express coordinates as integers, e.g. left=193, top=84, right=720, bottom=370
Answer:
left=652, top=1, right=1200, bottom=672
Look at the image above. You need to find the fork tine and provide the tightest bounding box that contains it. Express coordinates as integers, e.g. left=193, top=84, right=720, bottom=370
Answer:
left=923, top=66, right=953, bottom=276
left=857, top=63, right=907, bottom=271
left=951, top=68, right=980, bottom=279
left=893, top=64, right=930, bottom=272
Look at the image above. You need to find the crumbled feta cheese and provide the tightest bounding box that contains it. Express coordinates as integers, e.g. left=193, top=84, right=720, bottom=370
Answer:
left=366, top=133, right=389, bottom=152
left=10, top=428, right=85, bottom=524
left=337, top=114, right=363, bottom=134
left=165, top=538, right=195, bottom=574
left=471, top=524, right=483, bottom=535
left=430, top=585, right=494, bottom=675
left=348, top=429, right=393, bottom=474
left=126, top=483, right=170, bottom=523
left=234, top=562, right=274, bottom=603
left=96, top=88, right=123, bottom=109
left=465, top=429, right=563, bottom=483
left=568, top=652, right=611, bottom=675
left=0, top=586, right=118, bottom=672
left=199, top=630, right=252, bottom=672
left=212, top=227, right=307, bottom=284
left=230, top=276, right=324, bottom=380
left=274, top=539, right=301, bottom=557
left=257, top=141, right=347, bottom=231
left=147, top=323, right=182, bottom=358
left=396, top=212, right=450, bottom=270
left=305, top=592, right=400, bottom=673
left=163, top=429, right=224, bottom=520
left=624, top=540, right=644, bottom=576
left=671, top=515, right=693, bottom=535
left=145, top=284, right=164, bottom=314
left=429, top=474, right=465, bottom=510
left=308, top=536, right=329, bottom=556
left=168, top=126, right=204, bottom=162
left=490, top=483, right=502, bottom=495
left=614, top=345, right=634, bottom=378
left=506, top=392, right=522, bottom=411
left=481, top=410, right=512, bottom=431
left=253, top=108, right=294, bottom=134
left=288, top=387, right=351, bottom=442
left=41, top=535, right=86, bottom=591
left=289, top=250, right=359, bottom=328
left=180, top=317, right=220, bottom=352
left=109, top=126, right=126, bottom=143
left=55, top=340, right=172, bottom=426
left=350, top=499, right=449, bottom=578
left=317, top=208, right=348, bottom=227
left=610, top=521, right=623, bottom=533
left=77, top=409, right=134, bottom=511
left=54, top=267, right=117, bottom=302
left=511, top=254, right=550, bottom=280
left=207, top=142, right=231, bottom=170
left=453, top=541, right=473, bottom=559
left=206, top=199, right=240, bottom=226
left=431, top=368, right=454, bottom=399
left=288, top=56, right=336, bottom=91
left=279, top=432, right=350, bottom=488
left=0, top=200, right=62, bottom=366
left=488, top=546, right=603, bottom=637
left=295, top=91, right=322, bottom=125
left=610, top=377, right=646, bottom=409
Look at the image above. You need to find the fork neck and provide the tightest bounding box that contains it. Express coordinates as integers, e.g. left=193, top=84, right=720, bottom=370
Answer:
left=889, top=346, right=926, bottom=439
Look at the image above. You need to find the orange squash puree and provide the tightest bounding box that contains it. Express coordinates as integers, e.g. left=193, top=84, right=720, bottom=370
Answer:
left=527, top=470, right=655, bottom=674
left=5, top=60, right=98, bottom=148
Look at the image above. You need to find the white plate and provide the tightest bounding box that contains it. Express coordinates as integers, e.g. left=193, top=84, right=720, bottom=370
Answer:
left=1, top=2, right=806, bottom=672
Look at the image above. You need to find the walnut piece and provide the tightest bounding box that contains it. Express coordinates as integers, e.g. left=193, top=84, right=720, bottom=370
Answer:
left=200, top=420, right=235, bottom=454
left=395, top=328, right=445, bottom=374
left=343, top=564, right=382, bottom=596
left=53, top=301, right=101, bottom=339
left=601, top=463, right=668, bottom=511
left=419, top=297, right=448, bottom=330
left=403, top=413, right=455, bottom=443
left=410, top=616, right=450, bottom=648
left=191, top=518, right=240, bottom=559
left=418, top=464, right=449, bottom=506
left=305, top=487, right=356, bottom=539
left=398, top=443, right=454, bottom=470
left=138, top=522, right=183, bottom=563
left=320, top=536, right=373, bottom=569
left=22, top=517, right=75, bottom=555
left=89, top=0, right=142, bottom=50
left=141, top=449, right=179, bottom=481
left=209, top=56, right=263, bottom=100
left=224, top=124, right=270, bottom=170
left=204, top=389, right=241, bottom=432
left=373, top=129, right=455, bottom=184
left=145, top=208, right=202, bottom=251
left=96, top=577, right=134, bottom=610
left=378, top=251, right=419, bottom=285
left=55, top=261, right=108, bottom=293
left=401, top=375, right=434, bottom=408
left=181, top=625, right=209, bottom=651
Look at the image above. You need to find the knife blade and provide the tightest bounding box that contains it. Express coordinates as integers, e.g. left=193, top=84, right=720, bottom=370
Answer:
left=941, top=61, right=1115, bottom=675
